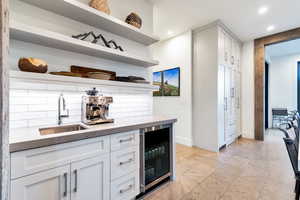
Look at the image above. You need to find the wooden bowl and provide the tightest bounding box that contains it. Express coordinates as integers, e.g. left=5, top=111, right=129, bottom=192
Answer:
left=18, top=58, right=48, bottom=73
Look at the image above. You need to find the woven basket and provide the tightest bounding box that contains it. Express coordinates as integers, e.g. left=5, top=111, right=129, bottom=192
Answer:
left=125, top=13, right=142, bottom=29
left=89, top=0, right=110, bottom=15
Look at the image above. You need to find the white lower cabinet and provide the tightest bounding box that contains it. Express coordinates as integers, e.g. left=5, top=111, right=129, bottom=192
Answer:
left=10, top=131, right=140, bottom=200
left=71, top=155, right=110, bottom=200
left=11, top=165, right=71, bottom=200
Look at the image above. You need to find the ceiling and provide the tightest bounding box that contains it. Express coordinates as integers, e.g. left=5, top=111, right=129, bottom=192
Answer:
left=266, top=38, right=300, bottom=58
left=150, top=0, right=300, bottom=42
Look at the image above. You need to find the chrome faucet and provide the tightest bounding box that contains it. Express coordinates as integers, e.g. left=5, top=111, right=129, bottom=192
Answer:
left=58, top=93, right=69, bottom=125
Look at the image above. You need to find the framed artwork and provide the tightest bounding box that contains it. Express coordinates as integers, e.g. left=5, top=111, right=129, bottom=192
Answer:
left=153, top=71, right=163, bottom=96
left=153, top=67, right=180, bottom=97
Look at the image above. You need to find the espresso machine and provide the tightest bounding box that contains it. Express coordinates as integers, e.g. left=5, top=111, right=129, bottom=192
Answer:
left=82, top=88, right=114, bottom=125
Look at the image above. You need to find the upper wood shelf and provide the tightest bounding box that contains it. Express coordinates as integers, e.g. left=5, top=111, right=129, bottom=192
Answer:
left=19, top=0, right=159, bottom=45
left=10, top=71, right=159, bottom=90
left=10, top=22, right=159, bottom=67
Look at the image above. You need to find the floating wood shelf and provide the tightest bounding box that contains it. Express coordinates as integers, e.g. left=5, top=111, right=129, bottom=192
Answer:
left=10, top=71, right=159, bottom=90
left=19, top=0, right=159, bottom=45
left=10, top=23, right=159, bottom=67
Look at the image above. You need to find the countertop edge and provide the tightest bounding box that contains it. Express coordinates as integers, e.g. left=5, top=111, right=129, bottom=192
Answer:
left=10, top=118, right=177, bottom=153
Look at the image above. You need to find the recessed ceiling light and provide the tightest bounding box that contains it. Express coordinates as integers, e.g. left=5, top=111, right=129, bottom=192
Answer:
left=167, top=31, right=173, bottom=35
left=267, top=25, right=275, bottom=32
left=258, top=6, right=269, bottom=15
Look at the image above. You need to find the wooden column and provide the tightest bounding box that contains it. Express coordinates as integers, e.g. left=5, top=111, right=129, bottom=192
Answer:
left=0, top=0, right=9, bottom=199
left=254, top=27, right=300, bottom=141
left=254, top=40, right=265, bottom=140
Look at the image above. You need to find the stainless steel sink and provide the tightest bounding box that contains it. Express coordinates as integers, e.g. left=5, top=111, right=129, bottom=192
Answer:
left=39, top=124, right=87, bottom=135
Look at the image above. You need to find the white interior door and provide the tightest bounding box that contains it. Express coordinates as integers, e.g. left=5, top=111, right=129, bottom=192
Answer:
left=11, top=165, right=70, bottom=200
left=70, top=155, right=110, bottom=200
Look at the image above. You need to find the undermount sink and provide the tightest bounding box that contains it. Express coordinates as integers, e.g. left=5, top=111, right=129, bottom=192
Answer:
left=39, top=124, right=87, bottom=135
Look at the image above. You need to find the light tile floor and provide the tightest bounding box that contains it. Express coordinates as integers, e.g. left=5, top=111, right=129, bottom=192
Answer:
left=144, top=130, right=294, bottom=200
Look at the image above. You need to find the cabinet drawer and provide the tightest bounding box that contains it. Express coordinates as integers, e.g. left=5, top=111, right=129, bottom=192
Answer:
left=11, top=136, right=109, bottom=179
left=110, top=130, right=139, bottom=152
left=111, top=171, right=140, bottom=200
left=111, top=146, right=139, bottom=180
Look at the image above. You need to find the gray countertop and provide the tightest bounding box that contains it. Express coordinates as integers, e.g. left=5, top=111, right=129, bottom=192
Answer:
left=10, top=115, right=177, bottom=153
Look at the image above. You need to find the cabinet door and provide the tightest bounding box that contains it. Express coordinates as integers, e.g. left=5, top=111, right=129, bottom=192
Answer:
left=236, top=44, right=241, bottom=72
left=218, top=64, right=226, bottom=147
left=11, top=165, right=70, bottom=200
left=235, top=72, right=241, bottom=135
left=224, top=33, right=232, bottom=66
left=218, top=28, right=226, bottom=66
left=70, top=154, right=110, bottom=200
left=224, top=67, right=236, bottom=143
left=233, top=41, right=240, bottom=70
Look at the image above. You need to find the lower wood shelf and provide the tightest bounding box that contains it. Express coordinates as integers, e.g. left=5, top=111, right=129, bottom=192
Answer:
left=10, top=71, right=158, bottom=90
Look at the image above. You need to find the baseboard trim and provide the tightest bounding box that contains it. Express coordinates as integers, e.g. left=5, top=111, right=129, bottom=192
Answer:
left=175, top=136, right=193, bottom=147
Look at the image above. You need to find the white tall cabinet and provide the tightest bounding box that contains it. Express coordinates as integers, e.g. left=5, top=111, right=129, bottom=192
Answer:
left=193, top=21, right=242, bottom=152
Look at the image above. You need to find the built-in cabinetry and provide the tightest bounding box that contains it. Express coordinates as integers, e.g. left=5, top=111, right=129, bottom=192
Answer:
left=193, top=21, right=242, bottom=152
left=10, top=131, right=140, bottom=200
left=219, top=28, right=242, bottom=145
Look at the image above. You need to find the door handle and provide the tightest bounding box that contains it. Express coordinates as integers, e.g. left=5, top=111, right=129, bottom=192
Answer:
left=231, top=88, right=235, bottom=98
left=63, top=173, right=68, bottom=197
left=73, top=170, right=78, bottom=193
left=224, top=97, right=228, bottom=111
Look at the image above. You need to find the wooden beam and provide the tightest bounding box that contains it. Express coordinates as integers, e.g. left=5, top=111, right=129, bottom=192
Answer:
left=254, top=27, right=300, bottom=141
left=0, top=0, right=9, bottom=199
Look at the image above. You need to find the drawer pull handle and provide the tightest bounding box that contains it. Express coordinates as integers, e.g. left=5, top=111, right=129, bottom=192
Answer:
left=119, top=158, right=133, bottom=166
left=119, top=137, right=133, bottom=143
left=120, top=184, right=133, bottom=194
left=63, top=173, right=68, bottom=197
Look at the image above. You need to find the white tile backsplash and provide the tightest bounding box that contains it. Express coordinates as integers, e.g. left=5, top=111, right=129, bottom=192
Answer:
left=10, top=79, right=153, bottom=129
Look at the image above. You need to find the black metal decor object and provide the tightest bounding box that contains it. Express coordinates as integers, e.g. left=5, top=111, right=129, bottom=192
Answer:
left=107, top=40, right=124, bottom=51
left=72, top=31, right=124, bottom=52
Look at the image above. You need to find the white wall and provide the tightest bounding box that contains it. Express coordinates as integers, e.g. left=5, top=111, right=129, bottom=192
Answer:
left=150, top=31, right=193, bottom=146
left=268, top=54, right=300, bottom=127
left=241, top=40, right=255, bottom=139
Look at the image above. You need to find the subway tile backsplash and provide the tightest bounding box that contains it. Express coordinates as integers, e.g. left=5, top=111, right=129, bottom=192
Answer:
left=10, top=79, right=153, bottom=129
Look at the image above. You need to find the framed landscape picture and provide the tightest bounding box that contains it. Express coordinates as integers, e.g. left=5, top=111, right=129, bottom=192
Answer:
left=153, top=71, right=163, bottom=96
left=153, top=67, right=180, bottom=97
left=163, top=68, right=180, bottom=96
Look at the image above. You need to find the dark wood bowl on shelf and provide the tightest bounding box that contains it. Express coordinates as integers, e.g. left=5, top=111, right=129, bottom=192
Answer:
left=18, top=57, right=48, bottom=73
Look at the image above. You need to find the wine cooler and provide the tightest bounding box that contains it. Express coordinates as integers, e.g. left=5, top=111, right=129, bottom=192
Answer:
left=139, top=123, right=173, bottom=196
